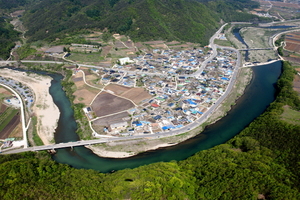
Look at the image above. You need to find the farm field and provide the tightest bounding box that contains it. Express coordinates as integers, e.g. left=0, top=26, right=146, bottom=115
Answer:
left=285, top=32, right=300, bottom=52
left=0, top=107, right=20, bottom=139
left=91, top=92, right=134, bottom=117
left=105, top=84, right=152, bottom=104
left=72, top=72, right=100, bottom=105
left=0, top=87, right=20, bottom=139
left=293, top=72, right=300, bottom=93
left=105, top=84, right=131, bottom=95
left=67, top=52, right=105, bottom=63
left=121, top=88, right=152, bottom=104
left=93, top=112, right=129, bottom=127
left=255, top=0, right=300, bottom=20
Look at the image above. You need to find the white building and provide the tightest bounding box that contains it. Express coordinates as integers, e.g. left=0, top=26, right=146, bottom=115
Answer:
left=109, top=121, right=128, bottom=132
left=118, top=57, right=134, bottom=65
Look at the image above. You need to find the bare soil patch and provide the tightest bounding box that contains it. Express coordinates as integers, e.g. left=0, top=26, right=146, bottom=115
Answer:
left=91, top=92, right=134, bottom=117
left=283, top=56, right=300, bottom=64
left=124, top=41, right=134, bottom=47
left=166, top=41, right=181, bottom=45
left=0, top=88, right=12, bottom=95
left=85, top=74, right=100, bottom=86
left=143, top=41, right=165, bottom=45
left=82, top=68, right=92, bottom=76
left=93, top=111, right=129, bottom=126
left=135, top=42, right=144, bottom=48
left=271, top=1, right=300, bottom=9
left=121, top=88, right=152, bottom=104
left=150, top=44, right=168, bottom=48
left=285, top=33, right=300, bottom=53
left=72, top=73, right=85, bottom=88
left=0, top=113, right=20, bottom=139
left=285, top=43, right=300, bottom=52
left=114, top=41, right=126, bottom=48
left=8, top=123, right=22, bottom=138
left=11, top=10, right=25, bottom=17
left=99, top=61, right=112, bottom=67
left=102, top=46, right=112, bottom=56
left=0, top=104, right=7, bottom=113
left=170, top=44, right=190, bottom=49
left=105, top=84, right=131, bottom=95
left=73, top=89, right=97, bottom=105
left=293, top=74, right=300, bottom=93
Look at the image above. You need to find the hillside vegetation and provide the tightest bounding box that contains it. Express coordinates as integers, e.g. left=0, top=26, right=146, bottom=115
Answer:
left=1, top=62, right=300, bottom=199
left=0, top=18, right=20, bottom=60
left=18, top=0, right=264, bottom=45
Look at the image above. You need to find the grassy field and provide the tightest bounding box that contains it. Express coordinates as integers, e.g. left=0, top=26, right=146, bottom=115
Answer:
left=68, top=52, right=105, bottom=63
left=214, top=39, right=233, bottom=47
left=31, top=116, right=44, bottom=146
left=281, top=106, right=300, bottom=125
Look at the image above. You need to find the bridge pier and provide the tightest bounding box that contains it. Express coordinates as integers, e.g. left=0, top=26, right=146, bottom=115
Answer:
left=47, top=149, right=56, bottom=154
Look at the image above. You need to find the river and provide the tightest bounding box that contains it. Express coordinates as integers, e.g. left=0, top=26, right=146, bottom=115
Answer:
left=50, top=61, right=282, bottom=172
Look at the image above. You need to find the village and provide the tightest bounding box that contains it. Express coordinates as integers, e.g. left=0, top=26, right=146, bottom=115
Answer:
left=82, top=46, right=238, bottom=137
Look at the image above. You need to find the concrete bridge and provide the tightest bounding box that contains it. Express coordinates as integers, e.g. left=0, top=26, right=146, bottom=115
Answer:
left=1, top=139, right=109, bottom=154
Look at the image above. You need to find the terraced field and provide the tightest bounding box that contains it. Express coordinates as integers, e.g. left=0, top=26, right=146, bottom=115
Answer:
left=285, top=32, right=300, bottom=52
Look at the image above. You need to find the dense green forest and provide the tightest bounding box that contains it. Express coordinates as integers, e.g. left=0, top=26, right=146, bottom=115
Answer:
left=0, top=18, right=20, bottom=60
left=3, top=0, right=266, bottom=45
left=1, top=61, right=300, bottom=199
left=0, top=0, right=37, bottom=9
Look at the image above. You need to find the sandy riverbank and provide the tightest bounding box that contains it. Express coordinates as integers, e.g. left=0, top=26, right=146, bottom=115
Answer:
left=86, top=142, right=177, bottom=158
left=0, top=69, right=60, bottom=145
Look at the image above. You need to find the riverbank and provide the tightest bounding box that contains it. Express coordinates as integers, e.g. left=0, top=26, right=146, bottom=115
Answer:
left=86, top=142, right=177, bottom=158
left=243, top=59, right=280, bottom=67
left=86, top=66, right=253, bottom=158
left=0, top=69, right=60, bottom=145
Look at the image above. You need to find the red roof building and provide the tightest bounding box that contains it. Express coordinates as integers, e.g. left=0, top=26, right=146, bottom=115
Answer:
left=151, top=103, right=160, bottom=108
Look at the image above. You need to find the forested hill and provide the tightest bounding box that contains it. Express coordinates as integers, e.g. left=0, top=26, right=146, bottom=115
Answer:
left=16, top=0, right=262, bottom=44
left=0, top=18, right=20, bottom=60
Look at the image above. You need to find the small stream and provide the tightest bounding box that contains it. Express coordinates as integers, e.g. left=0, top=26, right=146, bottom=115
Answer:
left=233, top=28, right=249, bottom=61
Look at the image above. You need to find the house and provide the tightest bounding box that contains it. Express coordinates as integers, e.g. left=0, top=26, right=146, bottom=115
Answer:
left=132, top=121, right=143, bottom=127
left=109, top=121, right=128, bottom=132
left=151, top=103, right=160, bottom=108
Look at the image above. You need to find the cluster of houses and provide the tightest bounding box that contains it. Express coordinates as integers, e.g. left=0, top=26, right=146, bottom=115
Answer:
left=89, top=47, right=238, bottom=136
left=114, top=48, right=211, bottom=75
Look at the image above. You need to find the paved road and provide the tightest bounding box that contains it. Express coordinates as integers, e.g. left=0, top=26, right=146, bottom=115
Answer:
left=194, top=23, right=228, bottom=77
